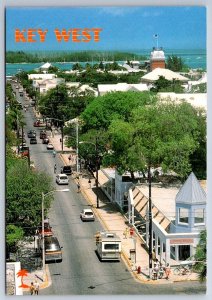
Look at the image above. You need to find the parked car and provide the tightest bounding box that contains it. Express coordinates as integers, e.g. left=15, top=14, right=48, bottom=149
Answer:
left=30, top=138, right=37, bottom=144
left=56, top=174, right=69, bottom=185
left=80, top=208, right=95, bottom=221
left=37, top=219, right=53, bottom=237
left=47, top=143, right=54, bottom=150
left=60, top=165, right=72, bottom=175
left=18, top=145, right=29, bottom=157
left=42, top=137, right=49, bottom=144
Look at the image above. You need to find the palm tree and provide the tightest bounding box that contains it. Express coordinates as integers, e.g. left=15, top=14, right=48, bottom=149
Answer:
left=193, top=230, right=207, bottom=282
left=16, top=269, right=30, bottom=288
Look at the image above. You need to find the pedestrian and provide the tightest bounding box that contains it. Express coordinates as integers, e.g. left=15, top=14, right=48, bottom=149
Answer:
left=88, top=178, right=92, bottom=189
left=158, top=263, right=164, bottom=279
left=165, top=263, right=171, bottom=280
left=29, top=282, right=35, bottom=295
left=77, top=182, right=80, bottom=193
left=129, top=227, right=134, bottom=238
left=152, top=259, right=160, bottom=280
left=123, top=228, right=128, bottom=239
left=54, top=164, right=57, bottom=174
left=34, top=280, right=40, bottom=295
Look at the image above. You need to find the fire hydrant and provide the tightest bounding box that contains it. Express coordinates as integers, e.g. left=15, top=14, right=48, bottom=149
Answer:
left=137, top=266, right=141, bottom=274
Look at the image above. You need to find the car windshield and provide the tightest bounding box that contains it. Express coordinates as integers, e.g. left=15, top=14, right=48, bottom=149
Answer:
left=85, top=212, right=93, bottom=215
left=60, top=176, right=67, bottom=180
left=45, top=237, right=60, bottom=251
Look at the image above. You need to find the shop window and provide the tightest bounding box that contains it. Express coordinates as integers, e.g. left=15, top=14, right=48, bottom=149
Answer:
left=194, top=208, right=205, bottom=225
left=179, top=208, right=189, bottom=224
left=179, top=245, right=190, bottom=261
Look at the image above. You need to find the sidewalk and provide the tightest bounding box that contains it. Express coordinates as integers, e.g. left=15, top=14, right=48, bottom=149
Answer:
left=48, top=133, right=199, bottom=285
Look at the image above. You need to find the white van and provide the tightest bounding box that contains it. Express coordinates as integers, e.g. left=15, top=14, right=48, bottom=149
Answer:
left=95, top=232, right=121, bottom=261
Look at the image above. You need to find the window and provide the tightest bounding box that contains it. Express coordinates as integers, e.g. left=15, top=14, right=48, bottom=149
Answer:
left=194, top=208, right=205, bottom=224
left=179, top=208, right=189, bottom=224
left=104, top=244, right=119, bottom=250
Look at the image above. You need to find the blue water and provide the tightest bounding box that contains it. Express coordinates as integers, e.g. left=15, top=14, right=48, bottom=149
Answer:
left=6, top=49, right=206, bottom=76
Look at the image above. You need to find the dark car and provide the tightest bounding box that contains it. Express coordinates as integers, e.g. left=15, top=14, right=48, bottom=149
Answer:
left=28, top=130, right=36, bottom=138
left=30, top=138, right=37, bottom=144
left=42, top=137, right=49, bottom=144
left=61, top=165, right=72, bottom=175
left=40, top=130, right=47, bottom=139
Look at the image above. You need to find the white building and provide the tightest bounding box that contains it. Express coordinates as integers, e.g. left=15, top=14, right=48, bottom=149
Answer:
left=158, top=92, right=207, bottom=110
left=66, top=82, right=97, bottom=96
left=39, top=62, right=52, bottom=73
left=32, top=78, right=65, bottom=94
left=128, top=172, right=206, bottom=264
left=97, top=169, right=206, bottom=264
left=141, top=67, right=189, bottom=84
left=28, top=73, right=56, bottom=80
left=97, top=83, right=148, bottom=96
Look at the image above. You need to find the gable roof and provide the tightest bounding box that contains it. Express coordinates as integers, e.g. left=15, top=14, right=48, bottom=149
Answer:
left=141, top=68, right=189, bottom=82
left=176, top=172, right=206, bottom=205
left=40, top=62, right=52, bottom=69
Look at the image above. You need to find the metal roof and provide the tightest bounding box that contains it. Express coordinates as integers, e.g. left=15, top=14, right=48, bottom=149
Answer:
left=176, top=172, right=206, bottom=205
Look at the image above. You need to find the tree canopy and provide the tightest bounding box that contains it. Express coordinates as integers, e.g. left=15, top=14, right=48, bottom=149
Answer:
left=79, top=91, right=206, bottom=180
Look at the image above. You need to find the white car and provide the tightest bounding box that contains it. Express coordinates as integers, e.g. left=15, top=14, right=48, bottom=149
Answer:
left=47, top=143, right=54, bottom=150
left=80, top=208, right=95, bottom=221
left=56, top=174, right=69, bottom=185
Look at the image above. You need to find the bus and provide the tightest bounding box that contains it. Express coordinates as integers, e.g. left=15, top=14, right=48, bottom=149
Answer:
left=95, top=232, right=121, bottom=261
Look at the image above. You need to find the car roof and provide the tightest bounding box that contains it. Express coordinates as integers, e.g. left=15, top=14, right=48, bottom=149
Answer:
left=83, top=208, right=93, bottom=213
left=58, top=174, right=68, bottom=177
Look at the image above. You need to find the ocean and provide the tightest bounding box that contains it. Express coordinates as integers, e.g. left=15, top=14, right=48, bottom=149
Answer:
left=6, top=49, right=206, bottom=76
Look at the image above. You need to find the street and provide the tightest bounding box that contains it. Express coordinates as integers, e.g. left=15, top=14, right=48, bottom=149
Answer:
left=15, top=86, right=206, bottom=295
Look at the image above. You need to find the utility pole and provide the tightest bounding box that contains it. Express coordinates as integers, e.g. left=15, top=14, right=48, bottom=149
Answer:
left=41, top=192, right=46, bottom=282
left=148, top=165, right=153, bottom=278
left=95, top=137, right=99, bottom=208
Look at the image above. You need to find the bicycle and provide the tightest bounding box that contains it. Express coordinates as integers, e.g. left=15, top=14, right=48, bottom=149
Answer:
left=173, top=264, right=192, bottom=276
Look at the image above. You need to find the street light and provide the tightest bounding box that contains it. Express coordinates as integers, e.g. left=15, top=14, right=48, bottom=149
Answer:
left=41, top=188, right=69, bottom=281
left=64, top=118, right=80, bottom=174
left=79, top=137, right=99, bottom=208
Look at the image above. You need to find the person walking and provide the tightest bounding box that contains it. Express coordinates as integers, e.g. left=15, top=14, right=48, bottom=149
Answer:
left=165, top=263, right=171, bottom=280
left=54, top=164, right=57, bottom=174
left=34, top=280, right=40, bottom=295
left=77, top=182, right=81, bottom=193
left=29, top=282, right=35, bottom=295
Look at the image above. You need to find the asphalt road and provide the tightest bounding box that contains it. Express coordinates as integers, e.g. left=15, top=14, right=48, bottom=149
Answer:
left=14, top=84, right=206, bottom=295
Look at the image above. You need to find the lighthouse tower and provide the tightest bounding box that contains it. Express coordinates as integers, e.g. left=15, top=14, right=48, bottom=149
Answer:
left=150, top=47, right=165, bottom=71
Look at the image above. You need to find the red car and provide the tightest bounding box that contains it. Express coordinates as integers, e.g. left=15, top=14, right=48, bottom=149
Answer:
left=37, top=219, right=53, bottom=237
left=33, top=120, right=44, bottom=127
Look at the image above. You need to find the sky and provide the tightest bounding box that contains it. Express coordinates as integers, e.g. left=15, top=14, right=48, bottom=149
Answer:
left=6, top=6, right=206, bottom=51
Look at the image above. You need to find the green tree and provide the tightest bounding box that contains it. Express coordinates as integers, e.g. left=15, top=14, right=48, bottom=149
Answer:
left=193, top=230, right=207, bottom=282
left=6, top=157, right=53, bottom=235
left=105, top=99, right=202, bottom=180
left=6, top=225, right=24, bottom=254
left=81, top=91, right=157, bottom=132
left=150, top=76, right=184, bottom=93
left=166, top=55, right=185, bottom=72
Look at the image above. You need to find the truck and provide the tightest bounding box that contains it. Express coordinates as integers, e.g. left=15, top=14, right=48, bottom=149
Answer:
left=95, top=231, right=121, bottom=261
